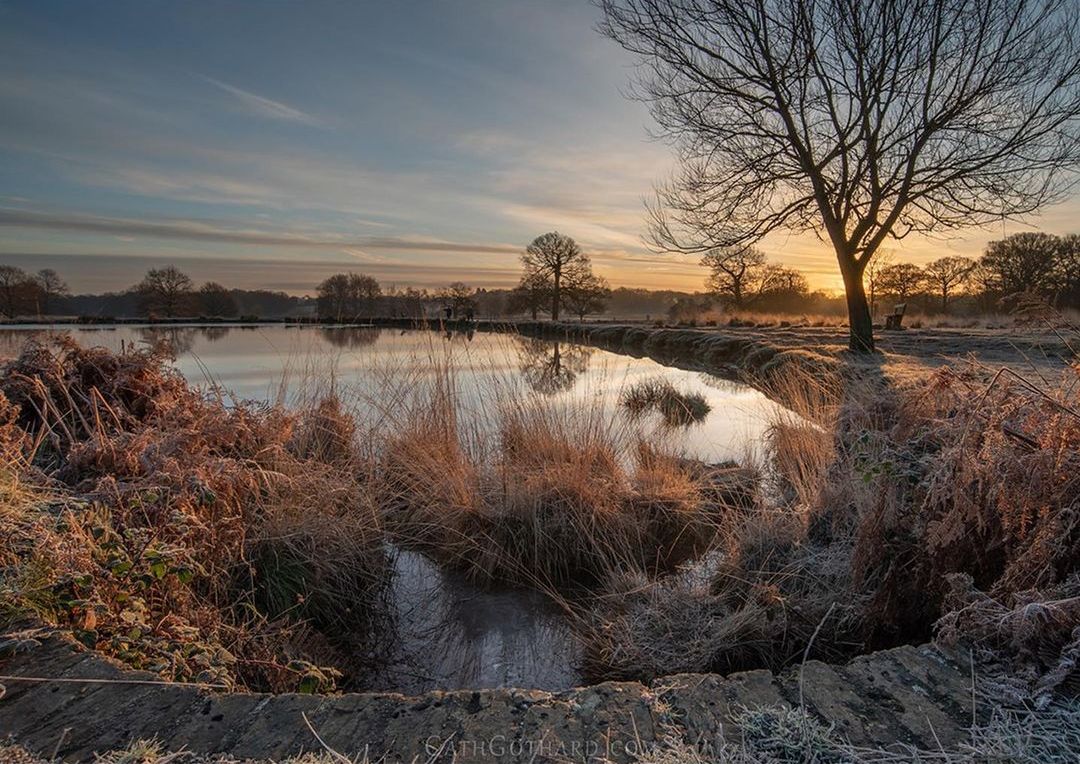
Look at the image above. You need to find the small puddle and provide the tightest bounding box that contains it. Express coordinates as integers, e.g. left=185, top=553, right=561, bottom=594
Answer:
left=365, top=546, right=583, bottom=693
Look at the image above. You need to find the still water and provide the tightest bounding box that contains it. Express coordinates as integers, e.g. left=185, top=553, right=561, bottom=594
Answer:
left=1, top=323, right=782, bottom=692
left=0, top=323, right=781, bottom=465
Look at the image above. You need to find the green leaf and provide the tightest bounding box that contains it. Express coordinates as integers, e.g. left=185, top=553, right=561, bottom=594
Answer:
left=175, top=568, right=194, bottom=584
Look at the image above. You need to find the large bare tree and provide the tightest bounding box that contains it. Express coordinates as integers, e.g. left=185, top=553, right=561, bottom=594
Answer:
left=600, top=0, right=1080, bottom=351
left=521, top=232, right=590, bottom=321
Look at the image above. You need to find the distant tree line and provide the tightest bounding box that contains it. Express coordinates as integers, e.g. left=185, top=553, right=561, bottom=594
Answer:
left=0, top=263, right=312, bottom=320
left=2, top=229, right=1074, bottom=322
left=314, top=231, right=614, bottom=322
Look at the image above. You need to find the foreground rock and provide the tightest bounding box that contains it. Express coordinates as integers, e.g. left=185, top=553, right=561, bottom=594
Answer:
left=2, top=634, right=976, bottom=762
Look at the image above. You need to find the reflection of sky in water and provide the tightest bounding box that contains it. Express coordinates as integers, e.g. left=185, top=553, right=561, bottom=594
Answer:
left=0, top=324, right=784, bottom=464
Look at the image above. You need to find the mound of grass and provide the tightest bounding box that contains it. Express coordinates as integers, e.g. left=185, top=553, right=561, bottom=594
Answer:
left=0, top=339, right=389, bottom=692
left=621, top=377, right=712, bottom=426
left=379, top=375, right=723, bottom=587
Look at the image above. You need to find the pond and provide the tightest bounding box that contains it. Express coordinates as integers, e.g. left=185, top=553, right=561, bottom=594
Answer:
left=0, top=323, right=784, bottom=693
left=0, top=323, right=782, bottom=466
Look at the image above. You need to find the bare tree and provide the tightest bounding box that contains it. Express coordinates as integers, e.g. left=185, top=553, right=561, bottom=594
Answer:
left=521, top=232, right=589, bottom=321
left=600, top=0, right=1080, bottom=351
left=437, top=282, right=476, bottom=317
left=316, top=272, right=382, bottom=320
left=562, top=271, right=612, bottom=320
left=347, top=273, right=382, bottom=317
left=135, top=266, right=193, bottom=318
left=198, top=282, right=238, bottom=318
left=35, top=268, right=69, bottom=315
left=508, top=271, right=552, bottom=320
left=317, top=273, right=351, bottom=320
left=1054, top=233, right=1080, bottom=307
left=924, top=257, right=976, bottom=312
left=701, top=247, right=770, bottom=307
left=759, top=264, right=808, bottom=297
left=877, top=263, right=926, bottom=303
left=0, top=265, right=33, bottom=318
left=981, top=232, right=1064, bottom=296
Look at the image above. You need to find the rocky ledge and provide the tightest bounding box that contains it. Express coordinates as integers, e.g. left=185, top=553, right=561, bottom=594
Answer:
left=1, top=634, right=976, bottom=762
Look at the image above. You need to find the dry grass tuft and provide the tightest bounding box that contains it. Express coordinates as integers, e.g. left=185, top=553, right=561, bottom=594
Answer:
left=621, top=377, right=712, bottom=426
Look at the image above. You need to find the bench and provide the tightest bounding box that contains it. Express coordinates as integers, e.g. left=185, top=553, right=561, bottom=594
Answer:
left=884, top=302, right=907, bottom=330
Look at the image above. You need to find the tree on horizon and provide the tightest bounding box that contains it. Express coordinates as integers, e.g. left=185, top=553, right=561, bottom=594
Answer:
left=136, top=266, right=193, bottom=318
left=521, top=232, right=592, bottom=321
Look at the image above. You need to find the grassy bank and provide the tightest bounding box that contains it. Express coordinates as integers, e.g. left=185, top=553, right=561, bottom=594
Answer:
left=0, top=338, right=389, bottom=692
left=1, top=327, right=1078, bottom=706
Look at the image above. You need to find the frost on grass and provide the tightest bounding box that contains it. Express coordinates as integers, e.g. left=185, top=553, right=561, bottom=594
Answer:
left=634, top=695, right=1080, bottom=764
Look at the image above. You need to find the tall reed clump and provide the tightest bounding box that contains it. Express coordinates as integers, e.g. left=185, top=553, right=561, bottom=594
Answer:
left=0, top=338, right=389, bottom=692
left=377, top=363, right=725, bottom=589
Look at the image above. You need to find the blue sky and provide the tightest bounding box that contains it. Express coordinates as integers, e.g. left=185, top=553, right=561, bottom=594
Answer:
left=1, top=1, right=1077, bottom=295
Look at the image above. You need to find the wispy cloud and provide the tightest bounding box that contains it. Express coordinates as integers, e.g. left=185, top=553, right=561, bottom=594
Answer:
left=0, top=208, right=519, bottom=255
left=201, top=76, right=323, bottom=127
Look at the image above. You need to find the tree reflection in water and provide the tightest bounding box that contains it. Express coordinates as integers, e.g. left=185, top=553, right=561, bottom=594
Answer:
left=514, top=336, right=594, bottom=395
left=320, top=326, right=383, bottom=349
left=138, top=327, right=199, bottom=355
left=137, top=325, right=234, bottom=355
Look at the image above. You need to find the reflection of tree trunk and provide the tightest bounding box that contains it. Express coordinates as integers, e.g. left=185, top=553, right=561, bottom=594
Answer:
left=552, top=268, right=561, bottom=321
left=551, top=342, right=562, bottom=376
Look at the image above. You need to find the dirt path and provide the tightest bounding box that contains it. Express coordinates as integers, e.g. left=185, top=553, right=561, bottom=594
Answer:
left=1, top=633, right=978, bottom=763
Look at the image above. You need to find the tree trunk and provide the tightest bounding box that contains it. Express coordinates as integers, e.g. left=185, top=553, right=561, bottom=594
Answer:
left=840, top=256, right=875, bottom=353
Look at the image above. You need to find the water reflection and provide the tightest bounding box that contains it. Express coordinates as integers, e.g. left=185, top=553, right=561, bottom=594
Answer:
left=441, top=324, right=476, bottom=342
left=369, top=547, right=582, bottom=693
left=320, top=326, right=383, bottom=349
left=136, top=326, right=225, bottom=355
left=514, top=337, right=594, bottom=395
left=0, top=324, right=783, bottom=465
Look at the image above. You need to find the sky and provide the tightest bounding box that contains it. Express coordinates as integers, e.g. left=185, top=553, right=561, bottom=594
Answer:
left=1, top=0, right=1078, bottom=296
